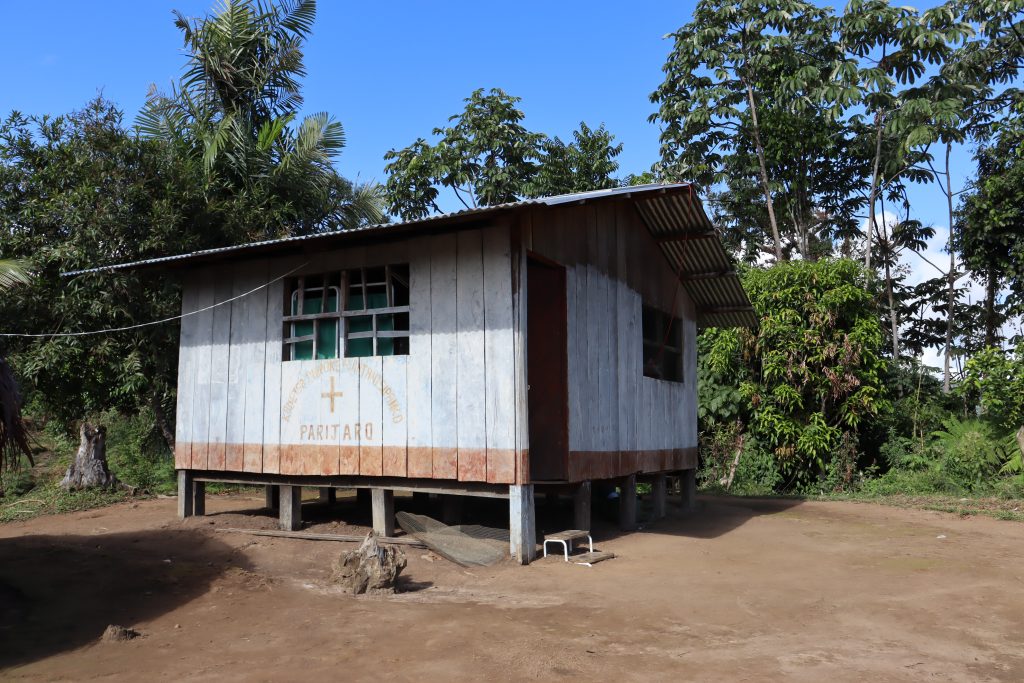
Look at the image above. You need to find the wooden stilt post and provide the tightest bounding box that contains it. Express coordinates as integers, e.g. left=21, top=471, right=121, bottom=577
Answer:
left=319, top=487, right=336, bottom=505
left=680, top=468, right=697, bottom=512
left=574, top=481, right=592, bottom=531
left=193, top=481, right=206, bottom=517
left=265, top=485, right=279, bottom=511
left=619, top=473, right=637, bottom=531
left=177, top=470, right=194, bottom=519
left=279, top=485, right=302, bottom=531
left=371, top=489, right=395, bottom=537
left=509, top=484, right=536, bottom=565
left=652, top=474, right=667, bottom=519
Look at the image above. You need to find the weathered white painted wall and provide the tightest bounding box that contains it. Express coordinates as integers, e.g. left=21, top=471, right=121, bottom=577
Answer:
left=174, top=224, right=519, bottom=483
left=565, top=267, right=697, bottom=454
left=523, top=201, right=699, bottom=478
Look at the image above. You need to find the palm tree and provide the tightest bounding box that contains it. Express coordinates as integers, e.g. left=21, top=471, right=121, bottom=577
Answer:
left=0, top=259, right=33, bottom=476
left=137, top=0, right=384, bottom=239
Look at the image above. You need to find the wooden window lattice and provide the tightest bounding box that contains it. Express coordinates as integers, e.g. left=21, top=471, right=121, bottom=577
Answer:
left=283, top=264, right=410, bottom=361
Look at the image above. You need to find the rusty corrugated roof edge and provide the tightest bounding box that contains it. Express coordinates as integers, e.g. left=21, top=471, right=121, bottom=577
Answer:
left=63, top=183, right=757, bottom=328
left=62, top=184, right=685, bottom=277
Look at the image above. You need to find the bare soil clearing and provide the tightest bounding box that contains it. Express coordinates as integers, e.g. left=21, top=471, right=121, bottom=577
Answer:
left=1, top=493, right=1022, bottom=681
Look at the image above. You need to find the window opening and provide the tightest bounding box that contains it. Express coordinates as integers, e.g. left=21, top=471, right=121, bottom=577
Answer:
left=284, top=264, right=409, bottom=361
left=642, top=304, right=683, bottom=382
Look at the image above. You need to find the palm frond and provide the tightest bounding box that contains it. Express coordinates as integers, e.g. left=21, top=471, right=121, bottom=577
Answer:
left=256, top=113, right=294, bottom=151
left=296, top=112, right=345, bottom=157
left=279, top=0, right=317, bottom=37
left=202, top=113, right=237, bottom=172
left=0, top=259, right=31, bottom=291
left=339, top=182, right=387, bottom=227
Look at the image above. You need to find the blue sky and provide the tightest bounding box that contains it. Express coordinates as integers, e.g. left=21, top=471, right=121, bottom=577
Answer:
left=3, top=0, right=991, bottom=346
left=2, top=1, right=688, bottom=199
left=3, top=1, right=966, bottom=220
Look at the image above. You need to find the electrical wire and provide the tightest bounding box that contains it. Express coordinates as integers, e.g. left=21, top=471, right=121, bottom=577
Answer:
left=0, top=261, right=309, bottom=339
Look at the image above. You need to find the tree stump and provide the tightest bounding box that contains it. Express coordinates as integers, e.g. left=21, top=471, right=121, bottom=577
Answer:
left=60, top=423, right=117, bottom=491
left=331, top=532, right=407, bottom=595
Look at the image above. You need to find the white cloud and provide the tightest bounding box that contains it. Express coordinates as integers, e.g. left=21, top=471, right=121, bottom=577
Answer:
left=859, top=214, right=1017, bottom=375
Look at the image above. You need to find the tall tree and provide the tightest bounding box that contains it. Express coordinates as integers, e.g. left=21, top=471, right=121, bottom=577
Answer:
left=383, top=90, right=626, bottom=220
left=138, top=0, right=383, bottom=240
left=956, top=117, right=1024, bottom=346
left=651, top=0, right=841, bottom=261
left=831, top=0, right=965, bottom=276
left=0, top=100, right=186, bottom=435
left=926, top=0, right=1024, bottom=389
left=527, top=122, right=623, bottom=198
left=383, top=88, right=543, bottom=220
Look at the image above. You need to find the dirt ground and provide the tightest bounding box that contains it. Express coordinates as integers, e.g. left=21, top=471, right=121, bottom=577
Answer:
left=1, top=491, right=1022, bottom=682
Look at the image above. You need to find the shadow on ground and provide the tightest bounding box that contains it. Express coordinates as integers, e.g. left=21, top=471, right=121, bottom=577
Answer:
left=0, top=528, right=248, bottom=670
left=533, top=492, right=806, bottom=544
left=201, top=488, right=805, bottom=550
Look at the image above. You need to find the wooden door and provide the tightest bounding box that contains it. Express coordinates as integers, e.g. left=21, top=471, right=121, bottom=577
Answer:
left=527, top=256, right=569, bottom=481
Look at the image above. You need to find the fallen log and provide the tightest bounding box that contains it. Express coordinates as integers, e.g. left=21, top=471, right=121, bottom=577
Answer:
left=214, top=527, right=426, bottom=548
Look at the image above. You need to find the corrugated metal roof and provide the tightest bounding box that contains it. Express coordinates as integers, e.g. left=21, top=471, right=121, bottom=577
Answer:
left=633, top=190, right=758, bottom=329
left=64, top=183, right=756, bottom=328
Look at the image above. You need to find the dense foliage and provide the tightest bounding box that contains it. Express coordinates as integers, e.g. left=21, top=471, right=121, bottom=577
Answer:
left=659, top=0, right=1024, bottom=494
left=0, top=0, right=1022, bottom=505
left=0, top=0, right=376, bottom=463
left=382, top=89, right=625, bottom=220
left=700, top=260, right=889, bottom=489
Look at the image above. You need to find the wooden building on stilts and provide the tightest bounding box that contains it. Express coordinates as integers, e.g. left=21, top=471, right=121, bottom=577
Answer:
left=74, top=184, right=756, bottom=564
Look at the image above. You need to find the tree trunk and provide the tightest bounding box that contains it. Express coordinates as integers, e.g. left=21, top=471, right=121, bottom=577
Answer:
left=942, top=144, right=957, bottom=394
left=744, top=80, right=783, bottom=261
left=331, top=532, right=407, bottom=595
left=877, top=197, right=900, bottom=362
left=60, top=423, right=117, bottom=491
left=885, top=257, right=900, bottom=362
left=984, top=266, right=998, bottom=348
left=721, top=430, right=745, bottom=490
left=149, top=392, right=175, bottom=454
left=866, top=112, right=885, bottom=275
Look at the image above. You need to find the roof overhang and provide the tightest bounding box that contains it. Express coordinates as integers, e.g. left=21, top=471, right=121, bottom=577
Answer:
left=65, top=183, right=757, bottom=329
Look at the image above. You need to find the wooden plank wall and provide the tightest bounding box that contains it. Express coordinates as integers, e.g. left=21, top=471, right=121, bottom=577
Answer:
left=524, top=202, right=698, bottom=481
left=174, top=224, right=519, bottom=484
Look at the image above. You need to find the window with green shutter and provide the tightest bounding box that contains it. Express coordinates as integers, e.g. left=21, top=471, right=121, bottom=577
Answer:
left=283, top=265, right=410, bottom=361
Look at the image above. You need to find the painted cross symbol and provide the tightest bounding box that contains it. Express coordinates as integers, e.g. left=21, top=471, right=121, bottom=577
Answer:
left=321, top=375, right=343, bottom=413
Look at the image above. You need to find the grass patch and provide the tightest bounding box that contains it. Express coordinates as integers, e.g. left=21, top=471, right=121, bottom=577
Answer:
left=0, top=410, right=177, bottom=524
left=823, top=491, right=1024, bottom=522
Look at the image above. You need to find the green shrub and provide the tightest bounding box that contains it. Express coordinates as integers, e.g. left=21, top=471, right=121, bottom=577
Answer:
left=860, top=467, right=966, bottom=496
left=729, top=441, right=783, bottom=495
left=41, top=408, right=176, bottom=494
left=821, top=431, right=863, bottom=493
left=928, top=418, right=1012, bottom=491
left=864, top=417, right=1020, bottom=495
left=98, top=408, right=176, bottom=493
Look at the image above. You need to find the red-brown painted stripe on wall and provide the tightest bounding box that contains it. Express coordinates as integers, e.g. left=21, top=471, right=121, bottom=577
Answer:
left=175, top=442, right=685, bottom=485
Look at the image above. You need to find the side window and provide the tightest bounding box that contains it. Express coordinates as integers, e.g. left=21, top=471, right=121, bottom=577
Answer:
left=284, top=264, right=410, bottom=361
left=642, top=304, right=683, bottom=382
